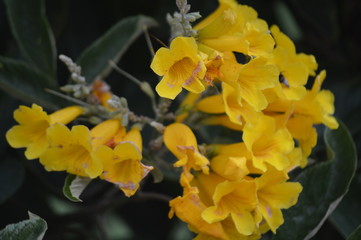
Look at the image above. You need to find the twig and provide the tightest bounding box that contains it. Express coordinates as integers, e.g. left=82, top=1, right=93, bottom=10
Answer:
left=45, top=88, right=90, bottom=107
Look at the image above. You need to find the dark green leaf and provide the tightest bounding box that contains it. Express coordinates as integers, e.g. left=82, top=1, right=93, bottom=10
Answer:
left=4, top=0, right=56, bottom=78
left=76, top=15, right=157, bottom=83
left=63, top=174, right=92, bottom=202
left=0, top=57, right=59, bottom=110
left=0, top=212, right=47, bottom=240
left=274, top=121, right=357, bottom=240
left=347, top=225, right=361, bottom=240
left=330, top=174, right=361, bottom=237
left=0, top=157, right=25, bottom=204
left=0, top=90, right=21, bottom=150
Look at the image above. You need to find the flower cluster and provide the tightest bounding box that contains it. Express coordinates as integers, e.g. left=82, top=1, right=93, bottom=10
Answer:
left=6, top=102, right=153, bottom=197
left=151, top=0, right=338, bottom=239
left=5, top=0, right=338, bottom=239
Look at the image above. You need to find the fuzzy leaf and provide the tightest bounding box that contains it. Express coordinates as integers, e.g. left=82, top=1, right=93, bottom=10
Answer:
left=0, top=212, right=47, bottom=240
left=63, top=174, right=92, bottom=202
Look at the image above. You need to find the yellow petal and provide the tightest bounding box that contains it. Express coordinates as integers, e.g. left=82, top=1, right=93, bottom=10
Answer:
left=258, top=205, right=284, bottom=233
left=211, top=155, right=249, bottom=181
left=231, top=211, right=256, bottom=235
left=202, top=205, right=228, bottom=223
left=169, top=191, right=228, bottom=239
left=197, top=95, right=225, bottom=114
left=163, top=123, right=198, bottom=159
left=13, top=104, right=49, bottom=125
left=123, top=128, right=143, bottom=152
left=90, top=119, right=121, bottom=147
left=155, top=76, right=183, bottom=100
left=24, top=135, right=48, bottom=160
left=49, top=106, right=84, bottom=124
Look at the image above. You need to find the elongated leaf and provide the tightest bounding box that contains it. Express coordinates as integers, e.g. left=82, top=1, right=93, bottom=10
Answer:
left=330, top=175, right=361, bottom=237
left=0, top=157, right=25, bottom=204
left=76, top=15, right=157, bottom=83
left=0, top=57, right=58, bottom=110
left=63, top=174, right=92, bottom=202
left=274, top=121, right=357, bottom=240
left=0, top=212, right=47, bottom=240
left=4, top=0, right=56, bottom=78
left=347, top=225, right=361, bottom=240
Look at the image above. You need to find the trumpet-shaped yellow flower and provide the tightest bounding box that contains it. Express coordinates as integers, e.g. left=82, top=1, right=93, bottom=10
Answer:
left=210, top=154, right=249, bottom=182
left=267, top=70, right=339, bottom=129
left=163, top=123, right=209, bottom=174
left=199, top=174, right=258, bottom=236
left=195, top=0, right=274, bottom=58
left=221, top=54, right=279, bottom=111
left=169, top=188, right=229, bottom=240
left=95, top=127, right=153, bottom=197
left=151, top=37, right=206, bottom=99
left=39, top=123, right=102, bottom=178
left=269, top=25, right=318, bottom=100
left=195, top=0, right=258, bottom=40
left=39, top=119, right=121, bottom=178
left=255, top=168, right=302, bottom=233
left=243, top=116, right=294, bottom=172
left=6, top=104, right=83, bottom=160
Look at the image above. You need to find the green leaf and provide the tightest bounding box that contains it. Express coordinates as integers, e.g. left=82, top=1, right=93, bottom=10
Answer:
left=274, top=121, right=357, bottom=240
left=0, top=212, right=47, bottom=240
left=76, top=15, right=157, bottom=83
left=4, top=0, right=56, bottom=78
left=0, top=57, right=58, bottom=110
left=347, top=225, right=361, bottom=240
left=0, top=157, right=25, bottom=204
left=63, top=174, right=92, bottom=202
left=330, top=174, right=361, bottom=237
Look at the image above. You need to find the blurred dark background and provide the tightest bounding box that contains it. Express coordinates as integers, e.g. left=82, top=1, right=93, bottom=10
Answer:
left=0, top=0, right=360, bottom=239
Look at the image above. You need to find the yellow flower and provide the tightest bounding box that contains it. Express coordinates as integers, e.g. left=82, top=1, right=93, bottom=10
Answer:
left=39, top=119, right=121, bottom=178
left=269, top=25, right=318, bottom=100
left=195, top=0, right=274, bottom=58
left=267, top=70, right=339, bottom=129
left=39, top=123, right=102, bottom=178
left=210, top=154, right=249, bottom=182
left=151, top=37, right=206, bottom=99
left=163, top=123, right=209, bottom=174
left=196, top=82, right=261, bottom=128
left=243, top=116, right=294, bottom=172
left=255, top=168, right=302, bottom=233
left=214, top=143, right=263, bottom=175
left=95, top=127, right=153, bottom=197
left=199, top=173, right=258, bottom=236
left=6, top=104, right=83, bottom=160
left=221, top=53, right=279, bottom=111
left=169, top=188, right=229, bottom=240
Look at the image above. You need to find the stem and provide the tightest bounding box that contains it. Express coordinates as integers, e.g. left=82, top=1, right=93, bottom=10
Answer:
left=45, top=88, right=90, bottom=107
left=108, top=61, right=142, bottom=85
left=108, top=60, right=158, bottom=114
left=143, top=25, right=155, bottom=58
